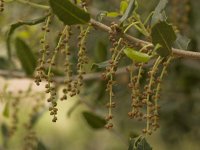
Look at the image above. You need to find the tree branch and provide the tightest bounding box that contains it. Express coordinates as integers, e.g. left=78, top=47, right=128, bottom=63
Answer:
left=90, top=19, right=200, bottom=59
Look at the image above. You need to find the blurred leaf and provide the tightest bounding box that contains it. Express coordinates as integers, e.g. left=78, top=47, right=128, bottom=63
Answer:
left=82, top=111, right=106, bottom=129
left=49, top=0, right=90, bottom=25
left=6, top=14, right=49, bottom=63
left=15, top=38, right=37, bottom=76
left=123, top=48, right=151, bottom=62
left=128, top=138, right=135, bottom=150
left=94, top=41, right=107, bottom=62
left=30, top=111, right=45, bottom=127
left=91, top=60, right=110, bottom=70
left=151, top=21, right=176, bottom=57
left=3, top=101, right=9, bottom=118
left=174, top=34, right=191, bottom=50
left=107, top=12, right=120, bottom=17
left=67, top=101, right=81, bottom=118
left=1, top=123, right=9, bottom=138
left=0, top=57, right=9, bottom=69
left=135, top=137, right=152, bottom=150
left=120, top=0, right=137, bottom=23
left=151, top=0, right=168, bottom=26
left=37, top=141, right=48, bottom=150
left=120, top=0, right=129, bottom=14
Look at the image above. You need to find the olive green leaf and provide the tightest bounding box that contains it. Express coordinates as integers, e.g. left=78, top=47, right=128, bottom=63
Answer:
left=82, top=111, right=106, bottom=129
left=123, top=48, right=151, bottom=62
left=49, top=0, right=90, bottom=25
left=15, top=38, right=37, bottom=76
left=151, top=21, right=176, bottom=57
left=134, top=137, right=152, bottom=150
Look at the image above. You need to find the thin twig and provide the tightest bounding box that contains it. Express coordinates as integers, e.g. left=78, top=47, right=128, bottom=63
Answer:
left=90, top=19, right=200, bottom=59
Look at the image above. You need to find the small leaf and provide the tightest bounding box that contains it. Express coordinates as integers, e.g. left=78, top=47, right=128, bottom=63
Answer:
left=174, top=33, right=191, bottom=50
left=151, top=0, right=168, bottom=25
left=151, top=21, right=176, bottom=57
left=37, top=141, right=48, bottom=150
left=91, top=60, right=110, bottom=70
left=82, top=111, right=106, bottom=129
left=120, top=0, right=137, bottom=23
left=1, top=123, right=9, bottom=138
left=107, top=12, right=120, bottom=18
left=3, top=102, right=9, bottom=118
left=123, top=48, right=151, bottom=62
left=128, top=138, right=135, bottom=150
left=135, top=137, right=152, bottom=150
left=120, top=0, right=129, bottom=14
left=49, top=0, right=90, bottom=25
left=15, top=38, right=37, bottom=76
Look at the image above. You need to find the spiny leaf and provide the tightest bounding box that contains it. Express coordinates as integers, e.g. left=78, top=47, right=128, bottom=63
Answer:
left=151, top=0, right=168, bottom=26
left=6, top=14, right=49, bottom=64
left=123, top=48, right=151, bottom=62
left=82, top=111, right=106, bottom=129
left=49, top=0, right=90, bottom=25
left=151, top=21, right=176, bottom=57
left=15, top=38, right=37, bottom=76
left=120, top=0, right=137, bottom=23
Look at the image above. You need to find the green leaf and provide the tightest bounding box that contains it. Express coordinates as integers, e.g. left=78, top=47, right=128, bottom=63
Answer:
left=128, top=138, right=135, bottom=150
left=151, top=0, right=168, bottom=26
left=107, top=12, right=120, bottom=18
left=82, top=111, right=106, bottom=129
left=120, top=0, right=129, bottom=14
left=0, top=57, right=9, bottom=69
left=1, top=123, right=9, bottom=138
left=3, top=102, right=9, bottom=118
left=6, top=14, right=49, bottom=64
left=15, top=38, right=37, bottom=76
left=135, top=137, right=152, bottom=150
left=120, top=0, right=137, bottom=23
left=37, top=141, right=48, bottom=150
left=91, top=60, right=110, bottom=70
left=174, top=33, right=191, bottom=50
left=151, top=21, right=176, bottom=57
left=67, top=101, right=81, bottom=118
left=123, top=48, right=151, bottom=62
left=49, top=0, right=90, bottom=25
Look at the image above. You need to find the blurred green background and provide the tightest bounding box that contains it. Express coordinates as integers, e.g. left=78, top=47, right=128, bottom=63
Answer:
left=0, top=0, right=200, bottom=150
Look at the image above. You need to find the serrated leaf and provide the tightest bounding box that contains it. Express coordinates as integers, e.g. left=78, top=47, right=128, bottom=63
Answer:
left=15, top=38, right=37, bottom=76
left=120, top=0, right=129, bottom=14
left=151, top=0, right=168, bottom=25
left=174, top=33, right=191, bottom=50
left=123, top=48, right=151, bottom=62
left=6, top=14, right=49, bottom=64
left=82, top=111, right=106, bottom=129
left=120, top=0, right=137, bottom=23
left=151, top=21, right=176, bottom=57
left=49, top=0, right=90, bottom=25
